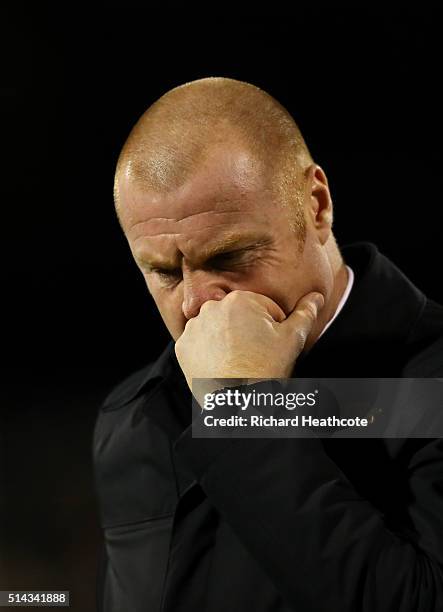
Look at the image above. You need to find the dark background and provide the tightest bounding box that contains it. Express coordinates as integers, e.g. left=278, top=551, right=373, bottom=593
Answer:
left=1, top=7, right=442, bottom=611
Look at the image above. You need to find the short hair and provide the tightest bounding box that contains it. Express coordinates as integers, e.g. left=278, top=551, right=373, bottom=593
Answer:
left=114, top=77, right=314, bottom=239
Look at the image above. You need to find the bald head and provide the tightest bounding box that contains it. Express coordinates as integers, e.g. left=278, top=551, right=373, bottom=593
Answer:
left=114, top=77, right=314, bottom=237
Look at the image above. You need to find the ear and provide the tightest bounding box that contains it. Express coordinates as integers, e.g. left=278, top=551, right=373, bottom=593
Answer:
left=305, top=164, right=333, bottom=245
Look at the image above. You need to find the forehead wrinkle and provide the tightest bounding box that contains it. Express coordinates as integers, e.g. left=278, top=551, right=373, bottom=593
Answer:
left=133, top=232, right=181, bottom=245
left=132, top=222, right=263, bottom=257
left=130, top=208, right=249, bottom=230
left=127, top=209, right=257, bottom=245
left=133, top=236, right=182, bottom=268
left=136, top=226, right=270, bottom=265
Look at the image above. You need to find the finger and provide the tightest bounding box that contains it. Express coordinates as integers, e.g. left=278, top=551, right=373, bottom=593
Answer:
left=281, top=292, right=325, bottom=343
left=230, top=290, right=287, bottom=323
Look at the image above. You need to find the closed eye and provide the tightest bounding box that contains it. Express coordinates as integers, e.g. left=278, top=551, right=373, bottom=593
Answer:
left=207, top=248, right=257, bottom=270
left=151, top=267, right=183, bottom=284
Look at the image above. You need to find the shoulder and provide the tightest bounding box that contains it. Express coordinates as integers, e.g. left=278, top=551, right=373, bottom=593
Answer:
left=92, top=359, right=162, bottom=474
left=100, top=363, right=156, bottom=412
left=98, top=340, right=177, bottom=412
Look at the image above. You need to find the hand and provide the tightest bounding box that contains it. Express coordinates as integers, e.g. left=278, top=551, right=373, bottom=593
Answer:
left=175, top=290, right=325, bottom=390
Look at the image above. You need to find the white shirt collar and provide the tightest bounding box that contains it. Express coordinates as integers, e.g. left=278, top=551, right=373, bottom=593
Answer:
left=318, top=265, right=354, bottom=339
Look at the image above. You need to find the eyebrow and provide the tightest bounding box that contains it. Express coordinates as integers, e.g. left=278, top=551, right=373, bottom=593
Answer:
left=135, top=233, right=272, bottom=270
left=200, top=234, right=272, bottom=261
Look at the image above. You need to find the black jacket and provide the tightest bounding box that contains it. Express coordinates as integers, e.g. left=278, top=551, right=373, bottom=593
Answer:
left=93, top=242, right=443, bottom=611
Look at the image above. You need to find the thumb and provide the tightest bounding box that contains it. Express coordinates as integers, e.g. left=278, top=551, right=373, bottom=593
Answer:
left=281, top=291, right=325, bottom=347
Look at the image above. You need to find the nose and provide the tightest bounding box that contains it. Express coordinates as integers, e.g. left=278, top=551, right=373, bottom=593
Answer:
left=181, top=271, right=228, bottom=320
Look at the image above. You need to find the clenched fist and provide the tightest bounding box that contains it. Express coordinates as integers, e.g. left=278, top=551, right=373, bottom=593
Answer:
left=175, top=290, right=325, bottom=390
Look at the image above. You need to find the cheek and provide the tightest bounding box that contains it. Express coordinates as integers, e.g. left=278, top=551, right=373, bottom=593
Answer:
left=255, top=262, right=326, bottom=318
left=265, top=284, right=299, bottom=317
left=148, top=284, right=187, bottom=339
left=239, top=266, right=302, bottom=316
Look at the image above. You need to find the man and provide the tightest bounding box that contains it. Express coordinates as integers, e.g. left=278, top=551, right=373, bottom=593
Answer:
left=93, top=78, right=443, bottom=611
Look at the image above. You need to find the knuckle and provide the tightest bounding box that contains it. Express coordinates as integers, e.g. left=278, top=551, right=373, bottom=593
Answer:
left=226, top=290, right=243, bottom=301
left=294, top=327, right=308, bottom=346
left=183, top=317, right=195, bottom=333
left=200, top=299, right=216, bottom=312
left=223, top=291, right=245, bottom=310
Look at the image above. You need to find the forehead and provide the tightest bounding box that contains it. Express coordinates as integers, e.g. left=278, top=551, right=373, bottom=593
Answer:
left=117, top=146, right=284, bottom=262
left=120, top=146, right=275, bottom=221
